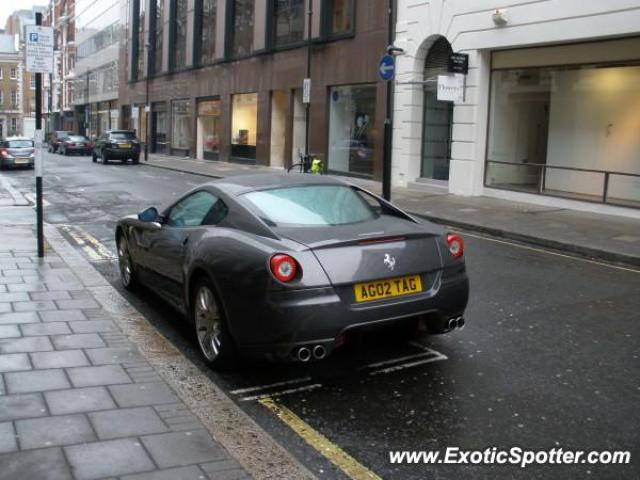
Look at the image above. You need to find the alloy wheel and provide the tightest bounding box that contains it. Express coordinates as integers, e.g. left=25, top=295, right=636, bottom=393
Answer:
left=117, top=237, right=133, bottom=287
left=194, top=286, right=223, bottom=362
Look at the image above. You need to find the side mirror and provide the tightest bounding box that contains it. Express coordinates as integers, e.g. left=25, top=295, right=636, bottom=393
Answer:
left=138, top=207, right=160, bottom=223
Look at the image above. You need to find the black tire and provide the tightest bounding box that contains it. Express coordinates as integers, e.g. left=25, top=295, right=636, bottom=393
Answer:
left=92, top=152, right=97, bottom=163
left=132, top=156, right=140, bottom=164
left=192, top=277, right=237, bottom=369
left=116, top=234, right=139, bottom=291
left=102, top=151, right=109, bottom=164
left=62, top=148, right=68, bottom=156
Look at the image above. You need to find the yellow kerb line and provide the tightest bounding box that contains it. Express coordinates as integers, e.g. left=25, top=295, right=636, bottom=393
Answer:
left=259, top=397, right=382, bottom=480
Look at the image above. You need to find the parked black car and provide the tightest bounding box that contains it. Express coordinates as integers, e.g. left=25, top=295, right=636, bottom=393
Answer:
left=59, top=135, right=92, bottom=156
left=115, top=174, right=469, bottom=368
left=0, top=137, right=35, bottom=169
left=48, top=130, right=71, bottom=153
left=92, top=130, right=141, bottom=164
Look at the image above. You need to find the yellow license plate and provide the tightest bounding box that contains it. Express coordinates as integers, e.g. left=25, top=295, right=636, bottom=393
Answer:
left=119, top=143, right=131, bottom=148
left=354, top=275, right=423, bottom=303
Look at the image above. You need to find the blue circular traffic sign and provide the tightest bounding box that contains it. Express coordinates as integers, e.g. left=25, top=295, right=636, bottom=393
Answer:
left=378, top=55, right=395, bottom=81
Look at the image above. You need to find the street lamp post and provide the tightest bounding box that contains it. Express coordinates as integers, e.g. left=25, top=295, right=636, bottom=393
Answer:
left=303, top=1, right=313, bottom=165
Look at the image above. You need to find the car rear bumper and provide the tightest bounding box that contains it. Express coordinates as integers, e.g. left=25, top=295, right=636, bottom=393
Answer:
left=234, top=267, right=469, bottom=361
left=1, top=158, right=34, bottom=168
left=64, top=147, right=91, bottom=154
left=105, top=148, right=140, bottom=159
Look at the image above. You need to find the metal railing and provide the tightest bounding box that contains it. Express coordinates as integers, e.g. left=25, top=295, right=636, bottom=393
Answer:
left=485, top=160, right=640, bottom=208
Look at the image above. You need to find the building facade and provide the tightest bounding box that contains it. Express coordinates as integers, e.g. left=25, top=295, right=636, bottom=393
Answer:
left=73, top=0, right=122, bottom=137
left=119, top=0, right=389, bottom=177
left=2, top=7, right=46, bottom=138
left=0, top=34, right=23, bottom=138
left=393, top=0, right=640, bottom=216
left=43, top=0, right=77, bottom=132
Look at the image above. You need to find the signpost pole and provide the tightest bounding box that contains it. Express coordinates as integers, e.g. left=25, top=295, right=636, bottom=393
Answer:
left=35, top=12, right=44, bottom=258
left=303, top=1, right=313, bottom=165
left=382, top=0, right=395, bottom=201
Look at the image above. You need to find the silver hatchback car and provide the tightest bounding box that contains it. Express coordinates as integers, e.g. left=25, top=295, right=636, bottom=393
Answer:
left=0, top=137, right=35, bottom=169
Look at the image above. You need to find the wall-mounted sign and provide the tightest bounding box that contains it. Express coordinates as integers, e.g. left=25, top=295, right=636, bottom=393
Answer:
left=378, top=54, right=395, bottom=81
left=303, top=78, right=311, bottom=104
left=437, top=74, right=465, bottom=102
left=448, top=53, right=469, bottom=74
left=25, top=26, right=54, bottom=73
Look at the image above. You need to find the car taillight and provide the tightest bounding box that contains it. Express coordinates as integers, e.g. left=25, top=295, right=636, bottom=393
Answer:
left=269, top=254, right=299, bottom=282
left=447, top=234, right=464, bottom=258
left=0, top=149, right=8, bottom=157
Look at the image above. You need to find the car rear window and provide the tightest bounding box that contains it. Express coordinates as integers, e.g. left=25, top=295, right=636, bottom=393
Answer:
left=110, top=132, right=135, bottom=140
left=68, top=136, right=86, bottom=141
left=243, top=185, right=377, bottom=226
left=7, top=140, right=33, bottom=148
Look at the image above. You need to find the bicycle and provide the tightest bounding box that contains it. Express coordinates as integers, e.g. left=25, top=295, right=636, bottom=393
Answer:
left=287, top=151, right=325, bottom=175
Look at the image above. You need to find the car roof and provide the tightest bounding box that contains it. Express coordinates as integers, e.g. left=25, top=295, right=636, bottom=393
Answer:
left=107, top=130, right=135, bottom=134
left=207, top=173, right=347, bottom=196
left=5, top=136, right=32, bottom=141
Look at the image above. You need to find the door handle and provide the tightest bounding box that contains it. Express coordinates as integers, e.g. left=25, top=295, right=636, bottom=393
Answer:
left=182, top=237, right=189, bottom=246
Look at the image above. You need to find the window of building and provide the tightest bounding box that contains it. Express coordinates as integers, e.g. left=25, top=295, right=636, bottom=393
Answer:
left=172, top=0, right=188, bottom=70
left=231, top=93, right=257, bottom=159
left=10, top=118, right=17, bottom=134
left=30, top=77, right=36, bottom=89
left=134, top=0, right=146, bottom=79
left=11, top=90, right=17, bottom=108
left=325, top=0, right=354, bottom=37
left=196, top=0, right=217, bottom=65
left=171, top=99, right=192, bottom=152
left=328, top=84, right=377, bottom=176
left=486, top=63, right=640, bottom=208
left=152, top=0, right=164, bottom=74
left=0, top=67, right=3, bottom=79
left=197, top=98, right=222, bottom=159
left=272, top=0, right=305, bottom=47
left=0, top=91, right=3, bottom=105
left=10, top=68, right=17, bottom=79
left=231, top=0, right=254, bottom=57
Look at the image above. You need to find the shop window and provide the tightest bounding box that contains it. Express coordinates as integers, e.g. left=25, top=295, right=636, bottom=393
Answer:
left=273, top=0, right=305, bottom=47
left=325, top=0, right=354, bottom=37
left=231, top=93, right=257, bottom=160
left=197, top=0, right=217, bottom=65
left=328, top=84, right=377, bottom=176
left=486, top=64, right=640, bottom=207
left=152, top=102, right=168, bottom=153
left=231, top=0, right=254, bottom=57
left=171, top=99, right=192, bottom=152
left=171, top=0, right=188, bottom=70
left=197, top=99, right=222, bottom=159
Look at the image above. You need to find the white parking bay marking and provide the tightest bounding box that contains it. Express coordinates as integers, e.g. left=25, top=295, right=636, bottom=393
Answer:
left=367, top=342, right=448, bottom=376
left=230, top=376, right=312, bottom=395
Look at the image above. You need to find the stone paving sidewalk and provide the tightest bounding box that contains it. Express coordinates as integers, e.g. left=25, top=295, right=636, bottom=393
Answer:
left=0, top=228, right=252, bottom=480
left=144, top=154, right=640, bottom=267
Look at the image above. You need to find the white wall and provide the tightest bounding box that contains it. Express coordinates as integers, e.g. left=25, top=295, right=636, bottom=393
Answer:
left=394, top=0, right=640, bottom=207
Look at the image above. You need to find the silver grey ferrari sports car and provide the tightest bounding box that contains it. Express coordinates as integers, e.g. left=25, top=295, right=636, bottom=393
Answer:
left=115, top=174, right=469, bottom=368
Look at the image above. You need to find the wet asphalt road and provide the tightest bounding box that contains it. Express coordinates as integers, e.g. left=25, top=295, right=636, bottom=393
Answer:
left=4, top=152, right=639, bottom=480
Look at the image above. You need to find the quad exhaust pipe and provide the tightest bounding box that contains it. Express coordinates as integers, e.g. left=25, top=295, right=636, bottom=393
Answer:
left=296, top=347, right=311, bottom=362
left=295, top=344, right=327, bottom=362
left=447, top=316, right=465, bottom=331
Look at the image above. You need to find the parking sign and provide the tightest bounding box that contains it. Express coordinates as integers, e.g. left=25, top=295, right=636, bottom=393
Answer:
left=25, top=25, right=54, bottom=73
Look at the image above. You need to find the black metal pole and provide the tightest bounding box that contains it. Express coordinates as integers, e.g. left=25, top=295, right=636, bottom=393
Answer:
left=382, top=0, right=395, bottom=200
left=144, top=70, right=149, bottom=161
left=303, top=0, right=312, bottom=161
left=35, top=12, right=45, bottom=258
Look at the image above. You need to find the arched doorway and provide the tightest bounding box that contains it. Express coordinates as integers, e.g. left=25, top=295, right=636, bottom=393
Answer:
left=421, top=37, right=453, bottom=180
